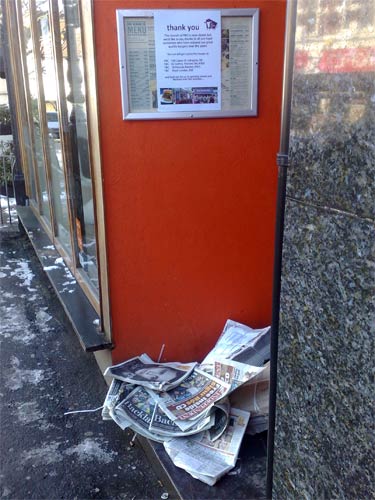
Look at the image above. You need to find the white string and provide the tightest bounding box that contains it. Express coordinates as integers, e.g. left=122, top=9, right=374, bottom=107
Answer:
left=64, top=405, right=104, bottom=416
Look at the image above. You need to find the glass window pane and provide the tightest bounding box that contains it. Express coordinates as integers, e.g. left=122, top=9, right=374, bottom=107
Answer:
left=35, top=0, right=72, bottom=254
left=59, top=0, right=99, bottom=290
left=21, top=0, right=51, bottom=224
left=21, top=122, right=37, bottom=201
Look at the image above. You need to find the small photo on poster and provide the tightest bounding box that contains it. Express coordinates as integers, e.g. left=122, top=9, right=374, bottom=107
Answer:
left=160, top=88, right=174, bottom=104
left=159, top=87, right=219, bottom=106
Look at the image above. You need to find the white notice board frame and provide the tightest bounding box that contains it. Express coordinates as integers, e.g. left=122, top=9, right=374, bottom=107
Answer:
left=117, top=9, right=259, bottom=120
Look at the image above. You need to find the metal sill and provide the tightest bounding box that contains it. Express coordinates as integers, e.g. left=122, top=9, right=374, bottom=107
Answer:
left=17, top=205, right=112, bottom=352
left=138, top=432, right=268, bottom=499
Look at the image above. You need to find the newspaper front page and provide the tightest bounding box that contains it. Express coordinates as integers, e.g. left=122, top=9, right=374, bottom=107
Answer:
left=104, top=353, right=196, bottom=391
left=156, top=368, right=230, bottom=423
left=164, top=407, right=250, bottom=485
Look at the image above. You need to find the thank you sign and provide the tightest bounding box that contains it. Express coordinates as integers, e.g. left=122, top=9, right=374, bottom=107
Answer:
left=154, top=10, right=221, bottom=112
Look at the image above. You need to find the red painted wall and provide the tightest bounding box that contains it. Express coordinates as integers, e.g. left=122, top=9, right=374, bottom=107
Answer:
left=93, top=0, right=286, bottom=363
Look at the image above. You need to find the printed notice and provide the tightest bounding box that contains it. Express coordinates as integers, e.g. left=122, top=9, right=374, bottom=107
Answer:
left=154, top=10, right=221, bottom=112
left=124, top=18, right=157, bottom=112
left=221, top=17, right=253, bottom=111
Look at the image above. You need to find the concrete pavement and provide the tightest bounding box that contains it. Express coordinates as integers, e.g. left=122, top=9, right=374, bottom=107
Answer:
left=0, top=217, right=169, bottom=500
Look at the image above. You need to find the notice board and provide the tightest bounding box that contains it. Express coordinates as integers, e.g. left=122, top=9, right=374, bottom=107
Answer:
left=116, top=9, right=259, bottom=120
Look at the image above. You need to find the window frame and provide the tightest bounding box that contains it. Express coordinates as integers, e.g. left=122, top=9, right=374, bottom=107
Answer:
left=4, top=0, right=111, bottom=339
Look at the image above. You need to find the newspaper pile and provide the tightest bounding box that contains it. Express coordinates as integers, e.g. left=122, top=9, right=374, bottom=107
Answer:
left=102, top=320, right=270, bottom=485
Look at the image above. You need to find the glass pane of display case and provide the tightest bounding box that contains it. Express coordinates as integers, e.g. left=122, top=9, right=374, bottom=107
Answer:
left=58, top=0, right=99, bottom=290
left=20, top=0, right=51, bottom=225
left=35, top=0, right=72, bottom=255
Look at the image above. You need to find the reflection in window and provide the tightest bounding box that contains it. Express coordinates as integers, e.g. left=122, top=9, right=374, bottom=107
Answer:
left=21, top=0, right=51, bottom=224
left=21, top=108, right=37, bottom=201
left=346, top=0, right=375, bottom=28
left=303, top=0, right=375, bottom=37
left=59, top=0, right=98, bottom=289
left=36, top=0, right=71, bottom=254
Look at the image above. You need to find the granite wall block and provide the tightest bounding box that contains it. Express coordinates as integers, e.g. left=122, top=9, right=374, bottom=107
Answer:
left=272, top=0, right=375, bottom=497
left=273, top=200, right=374, bottom=499
left=287, top=73, right=375, bottom=220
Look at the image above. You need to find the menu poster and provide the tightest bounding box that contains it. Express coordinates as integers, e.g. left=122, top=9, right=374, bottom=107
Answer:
left=154, top=10, right=221, bottom=112
left=221, top=17, right=253, bottom=111
left=124, top=18, right=157, bottom=113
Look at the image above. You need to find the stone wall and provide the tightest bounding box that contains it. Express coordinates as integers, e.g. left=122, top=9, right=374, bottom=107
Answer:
left=273, top=0, right=374, bottom=497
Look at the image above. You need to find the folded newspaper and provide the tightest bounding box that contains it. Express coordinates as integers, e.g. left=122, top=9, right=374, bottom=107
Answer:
left=102, top=319, right=270, bottom=486
left=200, top=320, right=270, bottom=370
left=164, top=407, right=250, bottom=485
left=102, top=379, right=135, bottom=420
left=104, top=353, right=196, bottom=392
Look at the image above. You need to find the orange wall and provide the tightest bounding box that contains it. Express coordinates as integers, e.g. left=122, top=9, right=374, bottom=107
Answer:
left=93, top=0, right=286, bottom=363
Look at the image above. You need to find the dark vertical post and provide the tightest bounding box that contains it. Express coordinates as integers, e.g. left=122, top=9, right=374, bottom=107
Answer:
left=266, top=1, right=297, bottom=497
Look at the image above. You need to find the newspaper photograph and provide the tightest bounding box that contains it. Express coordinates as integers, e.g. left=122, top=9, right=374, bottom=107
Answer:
left=213, top=358, right=264, bottom=392
left=201, top=320, right=270, bottom=369
left=156, top=369, right=231, bottom=422
left=102, top=379, right=134, bottom=420
left=110, top=386, right=166, bottom=442
left=164, top=407, right=250, bottom=486
left=104, top=353, right=196, bottom=391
